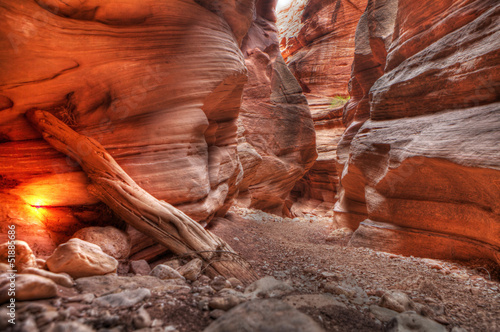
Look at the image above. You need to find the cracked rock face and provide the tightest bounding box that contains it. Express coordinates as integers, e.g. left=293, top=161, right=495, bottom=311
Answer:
left=0, top=0, right=253, bottom=254
left=335, top=0, right=500, bottom=265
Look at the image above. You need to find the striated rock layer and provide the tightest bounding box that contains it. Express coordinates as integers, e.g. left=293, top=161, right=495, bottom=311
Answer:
left=278, top=0, right=368, bottom=97
left=0, top=0, right=255, bottom=255
left=277, top=0, right=367, bottom=215
left=236, top=0, right=317, bottom=216
left=336, top=0, right=500, bottom=265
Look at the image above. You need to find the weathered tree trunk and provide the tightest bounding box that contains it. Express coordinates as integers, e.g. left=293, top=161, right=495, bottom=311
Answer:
left=26, top=109, right=257, bottom=284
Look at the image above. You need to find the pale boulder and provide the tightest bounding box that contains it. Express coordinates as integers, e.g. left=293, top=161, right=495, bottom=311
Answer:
left=22, top=267, right=74, bottom=288
left=0, top=273, right=57, bottom=303
left=46, top=238, right=118, bottom=278
left=0, top=240, right=37, bottom=272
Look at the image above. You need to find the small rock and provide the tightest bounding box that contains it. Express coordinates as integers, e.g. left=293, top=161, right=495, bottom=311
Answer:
left=210, top=309, right=226, bottom=319
left=162, top=260, right=183, bottom=270
left=133, top=306, right=152, bottom=329
left=130, top=260, right=151, bottom=275
left=324, top=283, right=357, bottom=298
left=244, top=276, right=294, bottom=299
left=94, top=287, right=151, bottom=308
left=386, top=311, right=447, bottom=332
left=208, top=295, right=241, bottom=311
left=150, top=264, right=184, bottom=280
left=46, top=238, right=118, bottom=278
left=211, top=276, right=231, bottom=291
left=0, top=273, right=57, bottom=303
left=45, top=321, right=95, bottom=332
left=72, top=226, right=131, bottom=259
left=177, top=258, right=202, bottom=281
left=226, top=277, right=243, bottom=289
left=451, top=327, right=468, bottom=332
left=0, top=240, right=37, bottom=272
left=380, top=290, right=416, bottom=313
left=22, top=267, right=74, bottom=287
left=369, top=305, right=398, bottom=322
left=203, top=299, right=324, bottom=332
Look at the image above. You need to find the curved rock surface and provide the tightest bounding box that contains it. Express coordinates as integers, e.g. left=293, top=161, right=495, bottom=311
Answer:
left=277, top=0, right=366, bottom=216
left=336, top=0, right=500, bottom=265
left=0, top=0, right=254, bottom=254
left=278, top=0, right=368, bottom=96
left=236, top=0, right=317, bottom=216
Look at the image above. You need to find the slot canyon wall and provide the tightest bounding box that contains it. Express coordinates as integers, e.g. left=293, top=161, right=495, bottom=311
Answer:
left=336, top=0, right=500, bottom=265
left=236, top=0, right=317, bottom=216
left=277, top=0, right=367, bottom=216
left=0, top=0, right=315, bottom=257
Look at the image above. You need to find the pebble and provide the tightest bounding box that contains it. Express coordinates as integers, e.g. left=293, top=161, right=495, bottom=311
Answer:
left=177, top=259, right=203, bottom=281
left=94, top=288, right=151, bottom=308
left=130, top=260, right=152, bottom=275
left=150, top=264, right=184, bottom=280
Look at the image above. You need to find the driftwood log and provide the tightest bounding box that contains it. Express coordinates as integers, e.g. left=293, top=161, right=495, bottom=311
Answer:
left=26, top=109, right=257, bottom=284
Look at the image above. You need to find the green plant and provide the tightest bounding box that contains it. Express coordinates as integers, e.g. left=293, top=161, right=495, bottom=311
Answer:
left=329, top=95, right=350, bottom=108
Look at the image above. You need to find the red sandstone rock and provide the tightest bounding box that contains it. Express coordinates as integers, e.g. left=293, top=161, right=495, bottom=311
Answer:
left=277, top=0, right=366, bottom=216
left=236, top=0, right=317, bottom=216
left=0, top=0, right=254, bottom=254
left=336, top=0, right=500, bottom=265
left=278, top=0, right=368, bottom=97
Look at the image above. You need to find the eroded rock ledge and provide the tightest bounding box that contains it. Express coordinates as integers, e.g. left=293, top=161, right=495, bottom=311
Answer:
left=336, top=0, right=500, bottom=265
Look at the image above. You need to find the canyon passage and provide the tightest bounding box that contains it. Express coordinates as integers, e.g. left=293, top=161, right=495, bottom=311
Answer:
left=0, top=0, right=499, bottom=331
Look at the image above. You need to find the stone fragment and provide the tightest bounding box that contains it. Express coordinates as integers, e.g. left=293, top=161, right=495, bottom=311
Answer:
left=370, top=305, right=399, bottom=322
left=94, top=288, right=151, bottom=308
left=150, top=264, right=184, bottom=280
left=226, top=277, right=243, bottom=289
left=72, top=226, right=131, bottom=259
left=162, top=260, right=183, bottom=270
left=380, top=291, right=416, bottom=313
left=0, top=240, right=37, bottom=272
left=22, top=267, right=74, bottom=287
left=46, top=238, right=118, bottom=278
left=0, top=273, right=57, bottom=303
left=244, top=276, right=294, bottom=299
left=133, top=306, right=152, bottom=329
left=210, top=309, right=226, bottom=319
left=130, top=260, right=151, bottom=275
left=208, top=295, right=241, bottom=311
left=324, top=283, right=357, bottom=298
left=203, top=299, right=324, bottom=332
left=211, top=276, right=231, bottom=291
left=177, top=258, right=203, bottom=281
left=386, top=311, right=447, bottom=332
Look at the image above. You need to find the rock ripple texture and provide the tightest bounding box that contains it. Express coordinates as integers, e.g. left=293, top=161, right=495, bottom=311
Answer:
left=0, top=0, right=254, bottom=255
left=335, top=0, right=500, bottom=265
